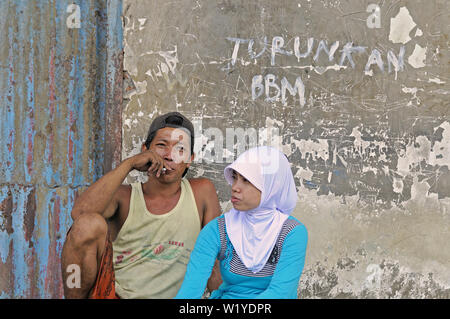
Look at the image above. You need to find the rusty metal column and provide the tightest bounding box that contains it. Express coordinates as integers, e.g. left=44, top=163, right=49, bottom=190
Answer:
left=0, top=0, right=123, bottom=298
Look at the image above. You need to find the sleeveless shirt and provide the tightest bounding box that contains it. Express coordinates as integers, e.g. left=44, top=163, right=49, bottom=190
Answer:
left=112, top=178, right=201, bottom=298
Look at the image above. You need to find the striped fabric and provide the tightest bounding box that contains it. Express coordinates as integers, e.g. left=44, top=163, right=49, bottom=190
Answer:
left=217, top=217, right=300, bottom=277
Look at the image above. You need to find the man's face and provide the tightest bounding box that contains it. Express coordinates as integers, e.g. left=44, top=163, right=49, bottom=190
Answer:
left=144, top=127, right=193, bottom=183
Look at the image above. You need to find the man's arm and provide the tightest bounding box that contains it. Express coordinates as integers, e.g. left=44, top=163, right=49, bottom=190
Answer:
left=190, top=178, right=223, bottom=292
left=198, top=179, right=222, bottom=228
left=71, top=149, right=167, bottom=220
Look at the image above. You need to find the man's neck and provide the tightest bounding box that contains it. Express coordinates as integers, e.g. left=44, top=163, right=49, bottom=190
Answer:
left=142, top=177, right=182, bottom=199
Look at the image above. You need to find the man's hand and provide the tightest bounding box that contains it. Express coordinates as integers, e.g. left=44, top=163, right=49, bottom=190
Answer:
left=130, top=149, right=172, bottom=178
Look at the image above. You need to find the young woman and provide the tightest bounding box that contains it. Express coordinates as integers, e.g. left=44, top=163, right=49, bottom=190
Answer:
left=175, top=146, right=308, bottom=299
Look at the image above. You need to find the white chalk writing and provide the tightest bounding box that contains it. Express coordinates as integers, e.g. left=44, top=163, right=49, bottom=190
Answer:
left=225, top=36, right=406, bottom=105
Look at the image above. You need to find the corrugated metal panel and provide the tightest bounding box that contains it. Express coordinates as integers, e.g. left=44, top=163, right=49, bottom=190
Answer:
left=0, top=0, right=123, bottom=298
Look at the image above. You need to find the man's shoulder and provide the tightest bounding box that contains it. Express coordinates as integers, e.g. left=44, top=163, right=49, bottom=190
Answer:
left=187, top=177, right=217, bottom=194
left=115, top=184, right=132, bottom=201
left=187, top=178, right=221, bottom=226
left=117, top=183, right=132, bottom=192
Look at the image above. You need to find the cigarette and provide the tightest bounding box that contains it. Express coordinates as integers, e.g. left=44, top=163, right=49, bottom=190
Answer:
left=162, top=167, right=167, bottom=173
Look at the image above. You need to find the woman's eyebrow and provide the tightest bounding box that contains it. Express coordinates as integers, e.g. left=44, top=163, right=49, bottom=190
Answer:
left=233, top=171, right=244, bottom=180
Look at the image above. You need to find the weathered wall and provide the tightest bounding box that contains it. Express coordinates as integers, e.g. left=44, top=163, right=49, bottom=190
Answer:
left=122, top=0, right=449, bottom=298
left=0, top=0, right=123, bottom=298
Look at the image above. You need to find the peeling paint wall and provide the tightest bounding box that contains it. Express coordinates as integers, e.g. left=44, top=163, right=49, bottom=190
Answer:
left=122, top=0, right=449, bottom=298
left=0, top=0, right=123, bottom=298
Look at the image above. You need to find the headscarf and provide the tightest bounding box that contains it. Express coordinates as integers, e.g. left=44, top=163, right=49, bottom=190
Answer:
left=223, top=146, right=298, bottom=273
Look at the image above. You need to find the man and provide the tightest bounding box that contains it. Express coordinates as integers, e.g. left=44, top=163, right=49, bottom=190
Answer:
left=61, top=112, right=222, bottom=298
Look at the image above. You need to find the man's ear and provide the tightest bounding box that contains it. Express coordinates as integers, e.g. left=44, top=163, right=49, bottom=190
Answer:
left=186, top=152, right=195, bottom=167
left=142, top=143, right=148, bottom=152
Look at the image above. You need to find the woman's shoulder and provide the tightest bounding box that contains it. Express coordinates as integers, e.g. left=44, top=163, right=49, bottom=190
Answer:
left=200, top=215, right=222, bottom=237
left=282, top=215, right=308, bottom=239
left=284, top=215, right=306, bottom=228
left=197, top=216, right=222, bottom=248
left=203, top=215, right=222, bottom=228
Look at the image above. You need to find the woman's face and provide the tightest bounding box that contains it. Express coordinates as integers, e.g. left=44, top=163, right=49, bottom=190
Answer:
left=230, top=170, right=262, bottom=211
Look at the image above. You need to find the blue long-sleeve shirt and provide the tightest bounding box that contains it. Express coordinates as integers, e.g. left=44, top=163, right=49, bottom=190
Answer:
left=175, top=215, right=308, bottom=299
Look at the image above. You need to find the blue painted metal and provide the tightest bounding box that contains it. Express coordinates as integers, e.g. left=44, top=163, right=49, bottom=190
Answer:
left=0, top=0, right=123, bottom=298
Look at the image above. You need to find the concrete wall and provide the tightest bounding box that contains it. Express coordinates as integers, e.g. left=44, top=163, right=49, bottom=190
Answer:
left=122, top=0, right=449, bottom=298
left=0, top=0, right=123, bottom=298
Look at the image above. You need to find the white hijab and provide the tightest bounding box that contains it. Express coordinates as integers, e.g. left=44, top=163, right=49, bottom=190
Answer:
left=223, top=146, right=298, bottom=273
